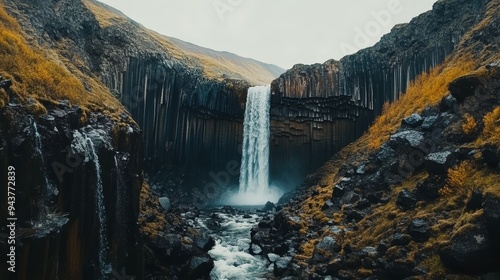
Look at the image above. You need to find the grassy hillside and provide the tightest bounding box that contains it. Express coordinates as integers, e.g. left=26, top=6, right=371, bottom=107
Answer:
left=0, top=3, right=130, bottom=123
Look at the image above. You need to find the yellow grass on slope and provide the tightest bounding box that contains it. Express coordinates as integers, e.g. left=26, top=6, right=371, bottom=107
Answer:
left=367, top=58, right=476, bottom=149
left=478, top=106, right=500, bottom=146
left=0, top=4, right=127, bottom=121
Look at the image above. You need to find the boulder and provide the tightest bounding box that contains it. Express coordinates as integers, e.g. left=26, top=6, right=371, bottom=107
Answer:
left=258, top=219, right=273, bottom=229
left=274, top=256, right=293, bottom=277
left=439, top=222, right=498, bottom=273
left=194, top=235, right=215, bottom=252
left=390, top=233, right=412, bottom=246
left=422, top=115, right=438, bottom=130
left=377, top=241, right=389, bottom=254
left=250, top=243, right=263, bottom=255
left=344, top=208, right=364, bottom=222
left=221, top=205, right=234, bottom=213
left=322, top=200, right=334, bottom=210
left=159, top=197, right=171, bottom=211
left=396, top=189, right=417, bottom=210
left=390, top=130, right=425, bottom=149
left=332, top=185, right=345, bottom=199
left=267, top=253, right=280, bottom=262
left=263, top=201, right=276, bottom=212
left=448, top=75, right=482, bottom=103
left=359, top=246, right=378, bottom=258
left=182, top=256, right=214, bottom=280
left=152, top=233, right=182, bottom=250
left=415, top=179, right=442, bottom=201
left=424, top=151, right=456, bottom=174
left=402, top=113, right=424, bottom=127
left=439, top=95, right=457, bottom=112
left=407, top=219, right=431, bottom=242
left=312, top=236, right=341, bottom=262
left=375, top=144, right=397, bottom=164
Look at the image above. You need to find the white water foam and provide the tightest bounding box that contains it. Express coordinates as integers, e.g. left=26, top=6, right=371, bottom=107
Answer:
left=198, top=213, right=267, bottom=280
left=229, top=85, right=283, bottom=205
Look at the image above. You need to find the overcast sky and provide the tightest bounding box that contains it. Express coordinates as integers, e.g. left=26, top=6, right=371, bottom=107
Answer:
left=98, top=0, right=437, bottom=69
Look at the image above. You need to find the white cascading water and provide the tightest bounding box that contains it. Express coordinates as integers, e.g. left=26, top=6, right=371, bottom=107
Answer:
left=33, top=122, right=59, bottom=195
left=197, top=212, right=267, bottom=280
left=239, top=85, right=271, bottom=194
left=223, top=85, right=283, bottom=205
left=86, top=137, right=112, bottom=278
left=224, top=85, right=280, bottom=205
left=73, top=131, right=111, bottom=278
left=32, top=121, right=52, bottom=227
left=33, top=122, right=50, bottom=189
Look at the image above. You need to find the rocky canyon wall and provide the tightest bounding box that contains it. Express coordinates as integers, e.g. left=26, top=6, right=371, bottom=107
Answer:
left=0, top=102, right=144, bottom=279
left=269, top=0, right=488, bottom=184
left=100, top=57, right=248, bottom=171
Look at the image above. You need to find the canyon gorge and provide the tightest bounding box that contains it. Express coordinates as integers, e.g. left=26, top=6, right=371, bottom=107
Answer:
left=0, top=0, right=499, bottom=279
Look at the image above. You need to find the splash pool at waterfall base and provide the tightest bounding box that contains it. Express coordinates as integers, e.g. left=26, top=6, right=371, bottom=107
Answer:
left=219, top=185, right=285, bottom=206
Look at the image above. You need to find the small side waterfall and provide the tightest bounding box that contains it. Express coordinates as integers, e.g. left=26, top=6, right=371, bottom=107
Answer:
left=73, top=130, right=111, bottom=278
left=33, top=122, right=58, bottom=195
left=32, top=121, right=51, bottom=227
left=86, top=136, right=112, bottom=278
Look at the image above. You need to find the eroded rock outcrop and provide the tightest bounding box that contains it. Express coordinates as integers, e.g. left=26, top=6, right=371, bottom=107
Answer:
left=0, top=100, right=143, bottom=279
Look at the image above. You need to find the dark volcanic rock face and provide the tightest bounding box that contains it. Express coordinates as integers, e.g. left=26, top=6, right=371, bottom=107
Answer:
left=106, top=58, right=247, bottom=171
left=269, top=0, right=489, bottom=181
left=0, top=101, right=143, bottom=280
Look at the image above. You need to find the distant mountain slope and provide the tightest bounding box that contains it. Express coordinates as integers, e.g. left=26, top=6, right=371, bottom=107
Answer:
left=84, top=0, right=284, bottom=85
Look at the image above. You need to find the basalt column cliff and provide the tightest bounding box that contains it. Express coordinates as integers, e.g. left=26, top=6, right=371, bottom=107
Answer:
left=269, top=0, right=489, bottom=184
left=3, top=0, right=283, bottom=178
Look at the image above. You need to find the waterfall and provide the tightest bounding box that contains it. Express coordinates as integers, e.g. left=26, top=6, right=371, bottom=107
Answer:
left=72, top=130, right=111, bottom=278
left=86, top=137, right=112, bottom=278
left=224, top=85, right=279, bottom=205
left=32, top=121, right=50, bottom=227
left=239, top=85, right=271, bottom=194
left=33, top=121, right=50, bottom=190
